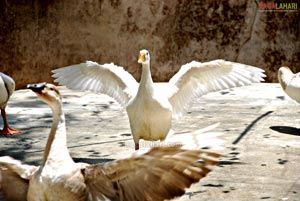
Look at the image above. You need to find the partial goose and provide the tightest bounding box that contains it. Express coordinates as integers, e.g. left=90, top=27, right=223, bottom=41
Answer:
left=52, top=49, right=265, bottom=150
left=278, top=66, right=300, bottom=103
left=0, top=72, right=21, bottom=135
left=0, top=82, right=221, bottom=201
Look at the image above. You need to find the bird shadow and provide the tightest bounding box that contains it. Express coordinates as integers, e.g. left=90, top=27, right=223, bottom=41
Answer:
left=232, top=111, right=274, bottom=144
left=73, top=157, right=114, bottom=164
left=270, top=126, right=300, bottom=136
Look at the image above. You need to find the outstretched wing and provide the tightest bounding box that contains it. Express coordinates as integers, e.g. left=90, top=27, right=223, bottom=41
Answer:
left=168, top=59, right=265, bottom=118
left=83, top=146, right=221, bottom=201
left=0, top=156, right=38, bottom=200
left=52, top=61, right=139, bottom=106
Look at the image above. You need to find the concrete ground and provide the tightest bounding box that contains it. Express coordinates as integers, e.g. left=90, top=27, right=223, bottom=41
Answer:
left=0, top=83, right=299, bottom=201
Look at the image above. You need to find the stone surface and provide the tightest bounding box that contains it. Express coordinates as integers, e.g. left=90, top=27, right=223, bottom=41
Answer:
left=0, top=1, right=299, bottom=89
left=0, top=83, right=300, bottom=200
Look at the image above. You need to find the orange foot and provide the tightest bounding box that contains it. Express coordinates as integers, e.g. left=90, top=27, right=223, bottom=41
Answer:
left=0, top=127, right=21, bottom=136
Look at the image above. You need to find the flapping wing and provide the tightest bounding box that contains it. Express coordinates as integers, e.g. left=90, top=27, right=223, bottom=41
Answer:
left=52, top=61, right=139, bottom=106
left=169, top=59, right=265, bottom=117
left=0, top=156, right=38, bottom=200
left=0, top=156, right=37, bottom=180
left=83, top=146, right=221, bottom=201
left=166, top=123, right=224, bottom=150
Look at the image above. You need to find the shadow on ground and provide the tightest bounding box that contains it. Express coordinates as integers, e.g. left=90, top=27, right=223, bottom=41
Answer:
left=232, top=111, right=274, bottom=144
left=73, top=157, right=114, bottom=164
left=270, top=126, right=300, bottom=136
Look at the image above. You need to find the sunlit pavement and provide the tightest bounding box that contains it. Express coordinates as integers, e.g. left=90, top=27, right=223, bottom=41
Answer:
left=1, top=83, right=299, bottom=201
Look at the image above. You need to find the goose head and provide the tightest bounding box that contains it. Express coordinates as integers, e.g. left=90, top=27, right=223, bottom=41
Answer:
left=278, top=66, right=293, bottom=90
left=138, top=49, right=150, bottom=65
left=278, top=66, right=293, bottom=77
left=27, top=82, right=62, bottom=110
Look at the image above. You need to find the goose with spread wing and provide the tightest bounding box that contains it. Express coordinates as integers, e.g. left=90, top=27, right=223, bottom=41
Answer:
left=52, top=49, right=265, bottom=150
left=0, top=82, right=221, bottom=201
left=278, top=66, right=300, bottom=103
left=0, top=72, right=21, bottom=135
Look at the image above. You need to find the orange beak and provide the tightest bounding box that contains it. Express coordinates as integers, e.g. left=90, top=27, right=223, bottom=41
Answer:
left=138, top=53, right=146, bottom=63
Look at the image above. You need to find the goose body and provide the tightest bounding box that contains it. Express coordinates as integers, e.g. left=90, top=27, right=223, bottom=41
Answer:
left=26, top=83, right=86, bottom=200
left=0, top=72, right=21, bottom=135
left=0, top=83, right=221, bottom=201
left=278, top=66, right=300, bottom=103
left=52, top=49, right=265, bottom=150
left=126, top=56, right=173, bottom=148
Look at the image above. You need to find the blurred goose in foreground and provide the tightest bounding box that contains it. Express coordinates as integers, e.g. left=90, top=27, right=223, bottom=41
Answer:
left=52, top=49, right=265, bottom=150
left=0, top=82, right=221, bottom=201
left=278, top=66, right=300, bottom=103
left=0, top=72, right=21, bottom=135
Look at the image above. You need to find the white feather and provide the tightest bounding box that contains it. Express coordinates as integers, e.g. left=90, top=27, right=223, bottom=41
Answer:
left=0, top=72, right=15, bottom=109
left=166, top=123, right=224, bottom=150
left=0, top=156, right=37, bottom=179
left=52, top=61, right=138, bottom=107
left=169, top=59, right=266, bottom=118
left=278, top=66, right=300, bottom=103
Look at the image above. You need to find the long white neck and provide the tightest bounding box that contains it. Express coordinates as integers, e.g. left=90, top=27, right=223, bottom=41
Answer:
left=42, top=103, right=72, bottom=166
left=138, top=62, right=154, bottom=96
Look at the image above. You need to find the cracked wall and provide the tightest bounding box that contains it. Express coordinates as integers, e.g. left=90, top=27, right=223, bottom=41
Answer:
left=0, top=0, right=299, bottom=88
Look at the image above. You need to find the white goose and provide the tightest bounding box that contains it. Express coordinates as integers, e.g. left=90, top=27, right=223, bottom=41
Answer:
left=0, top=72, right=21, bottom=135
left=0, top=82, right=221, bottom=201
left=278, top=66, right=300, bottom=103
left=52, top=49, right=265, bottom=150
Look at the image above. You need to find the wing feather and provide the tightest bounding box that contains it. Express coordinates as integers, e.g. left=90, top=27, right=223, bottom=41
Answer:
left=0, top=156, right=38, bottom=200
left=83, top=146, right=221, bottom=201
left=0, top=156, right=37, bottom=180
left=169, top=59, right=265, bottom=117
left=0, top=169, right=29, bottom=200
left=52, top=61, right=138, bottom=106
